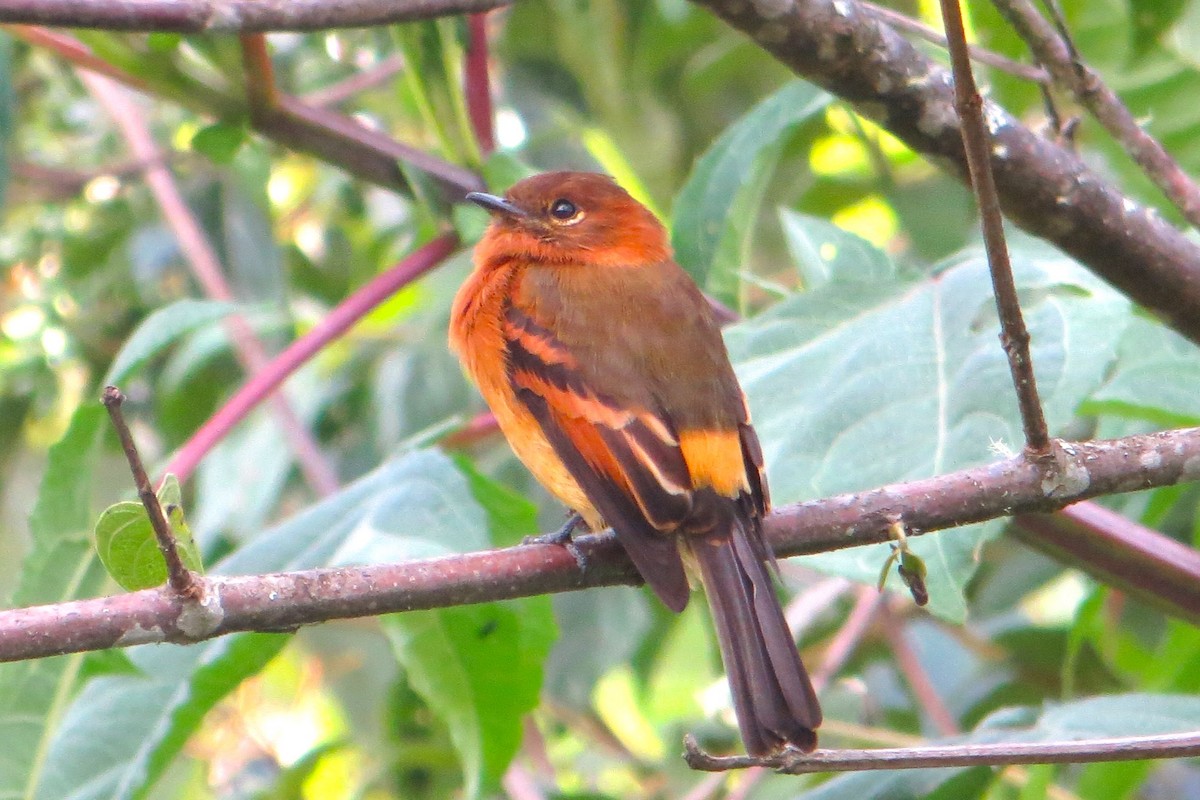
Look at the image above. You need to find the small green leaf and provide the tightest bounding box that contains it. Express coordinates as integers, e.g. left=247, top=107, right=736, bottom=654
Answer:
left=672, top=80, right=828, bottom=299
left=93, top=477, right=203, bottom=591
left=190, top=121, right=246, bottom=164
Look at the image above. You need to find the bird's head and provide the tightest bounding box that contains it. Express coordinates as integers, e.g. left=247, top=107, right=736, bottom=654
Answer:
left=467, top=172, right=672, bottom=268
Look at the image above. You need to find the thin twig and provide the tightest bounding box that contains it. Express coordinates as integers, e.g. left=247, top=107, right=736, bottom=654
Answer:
left=5, top=24, right=150, bottom=89
left=991, top=0, right=1200, bottom=230
left=101, top=387, right=200, bottom=597
left=0, top=0, right=513, bottom=32
left=812, top=586, right=882, bottom=692
left=683, top=730, right=1200, bottom=772
left=81, top=72, right=340, bottom=496
left=860, top=1, right=1048, bottom=84
left=940, top=0, right=1050, bottom=455
left=165, top=233, right=459, bottom=483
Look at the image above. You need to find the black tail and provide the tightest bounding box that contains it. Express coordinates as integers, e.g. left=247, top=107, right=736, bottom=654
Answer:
left=689, top=517, right=821, bottom=755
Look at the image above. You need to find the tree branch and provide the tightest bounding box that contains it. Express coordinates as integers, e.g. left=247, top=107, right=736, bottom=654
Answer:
left=684, top=0, right=1200, bottom=346
left=991, top=0, right=1200, bottom=230
left=10, top=26, right=484, bottom=197
left=3, top=428, right=1199, bottom=662
left=0, top=0, right=512, bottom=32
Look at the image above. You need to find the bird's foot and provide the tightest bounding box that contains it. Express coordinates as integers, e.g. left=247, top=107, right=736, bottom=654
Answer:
left=523, top=513, right=587, bottom=570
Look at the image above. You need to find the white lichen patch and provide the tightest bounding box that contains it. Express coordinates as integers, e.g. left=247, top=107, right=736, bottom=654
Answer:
left=177, top=582, right=225, bottom=639
left=917, top=103, right=957, bottom=138
left=1042, top=456, right=1091, bottom=499
left=1139, top=450, right=1163, bottom=470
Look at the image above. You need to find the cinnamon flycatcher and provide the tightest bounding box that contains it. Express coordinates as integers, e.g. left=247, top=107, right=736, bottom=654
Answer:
left=450, top=171, right=821, bottom=754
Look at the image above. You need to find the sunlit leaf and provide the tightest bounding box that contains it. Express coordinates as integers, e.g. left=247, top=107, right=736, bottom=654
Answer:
left=672, top=80, right=828, bottom=300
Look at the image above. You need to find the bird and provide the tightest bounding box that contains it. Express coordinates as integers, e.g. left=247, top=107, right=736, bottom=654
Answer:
left=449, top=171, right=821, bottom=755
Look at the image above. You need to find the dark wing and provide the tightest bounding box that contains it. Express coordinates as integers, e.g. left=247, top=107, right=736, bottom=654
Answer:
left=503, top=302, right=694, bottom=611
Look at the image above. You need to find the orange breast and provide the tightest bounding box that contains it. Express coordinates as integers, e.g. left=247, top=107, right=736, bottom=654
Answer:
left=449, top=260, right=601, bottom=527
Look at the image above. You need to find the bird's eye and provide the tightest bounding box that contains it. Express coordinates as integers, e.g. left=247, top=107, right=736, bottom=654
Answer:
left=549, top=199, right=578, bottom=220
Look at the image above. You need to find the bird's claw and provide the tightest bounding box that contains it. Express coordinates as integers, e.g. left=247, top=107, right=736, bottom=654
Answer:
left=523, top=513, right=588, bottom=570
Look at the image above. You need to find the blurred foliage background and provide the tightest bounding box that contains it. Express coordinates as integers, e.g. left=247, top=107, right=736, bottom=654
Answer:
left=2, top=0, right=1200, bottom=798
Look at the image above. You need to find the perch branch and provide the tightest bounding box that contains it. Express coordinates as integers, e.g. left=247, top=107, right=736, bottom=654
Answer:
left=1, top=428, right=1199, bottom=661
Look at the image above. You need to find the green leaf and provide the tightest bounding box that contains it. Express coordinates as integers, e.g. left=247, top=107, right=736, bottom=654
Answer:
left=725, top=236, right=1131, bottom=620
left=0, top=403, right=109, bottom=800
left=35, top=633, right=286, bottom=800
left=103, top=298, right=236, bottom=386
left=1128, top=0, right=1187, bottom=53
left=93, top=475, right=203, bottom=591
left=672, top=80, right=828, bottom=299
left=384, top=602, right=555, bottom=799
left=145, top=32, right=182, bottom=53
left=452, top=454, right=539, bottom=547
left=372, top=454, right=554, bottom=797
left=189, top=121, right=246, bottom=164
left=1082, top=315, right=1200, bottom=425
left=777, top=208, right=893, bottom=289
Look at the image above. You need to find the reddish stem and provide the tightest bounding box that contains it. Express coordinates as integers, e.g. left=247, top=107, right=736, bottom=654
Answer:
left=165, top=233, right=459, bottom=483
left=464, top=13, right=495, bottom=156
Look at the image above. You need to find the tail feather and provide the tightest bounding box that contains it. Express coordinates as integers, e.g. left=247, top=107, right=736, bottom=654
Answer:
left=690, top=518, right=821, bottom=755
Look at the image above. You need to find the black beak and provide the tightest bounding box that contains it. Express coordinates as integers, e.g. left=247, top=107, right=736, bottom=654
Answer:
left=465, top=191, right=526, bottom=218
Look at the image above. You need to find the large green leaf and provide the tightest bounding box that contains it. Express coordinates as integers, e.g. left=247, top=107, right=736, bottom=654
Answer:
left=0, top=404, right=109, bottom=800
left=35, top=450, right=495, bottom=800
left=384, top=602, right=556, bottom=800
left=671, top=80, right=828, bottom=302
left=383, top=458, right=556, bottom=798
left=725, top=227, right=1132, bottom=620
